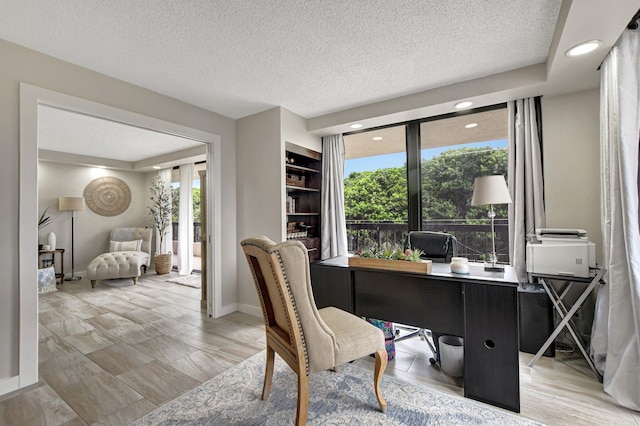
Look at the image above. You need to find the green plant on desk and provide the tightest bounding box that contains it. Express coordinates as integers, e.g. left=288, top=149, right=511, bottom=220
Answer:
left=356, top=244, right=424, bottom=262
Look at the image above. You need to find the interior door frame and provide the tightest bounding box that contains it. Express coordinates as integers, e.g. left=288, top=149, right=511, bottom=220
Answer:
left=17, top=83, right=222, bottom=392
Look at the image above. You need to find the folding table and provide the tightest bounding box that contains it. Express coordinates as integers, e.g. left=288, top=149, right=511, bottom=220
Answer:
left=527, top=268, right=606, bottom=381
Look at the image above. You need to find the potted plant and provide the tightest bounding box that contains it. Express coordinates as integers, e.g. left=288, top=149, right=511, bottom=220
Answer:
left=38, top=208, right=53, bottom=250
left=148, top=176, right=172, bottom=274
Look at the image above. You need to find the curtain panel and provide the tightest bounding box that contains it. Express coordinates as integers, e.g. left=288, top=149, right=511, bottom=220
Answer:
left=321, top=134, right=348, bottom=260
left=507, top=97, right=546, bottom=283
left=178, top=163, right=194, bottom=275
left=590, top=27, right=640, bottom=411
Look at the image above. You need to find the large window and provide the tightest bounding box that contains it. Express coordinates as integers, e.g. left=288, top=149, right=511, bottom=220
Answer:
left=344, top=105, right=510, bottom=263
left=344, top=125, right=407, bottom=251
left=420, top=108, right=508, bottom=262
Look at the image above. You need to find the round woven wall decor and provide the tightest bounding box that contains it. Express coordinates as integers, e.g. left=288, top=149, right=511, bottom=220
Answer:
left=84, top=177, right=131, bottom=216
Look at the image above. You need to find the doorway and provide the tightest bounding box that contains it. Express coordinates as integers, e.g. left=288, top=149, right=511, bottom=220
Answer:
left=19, top=83, right=223, bottom=391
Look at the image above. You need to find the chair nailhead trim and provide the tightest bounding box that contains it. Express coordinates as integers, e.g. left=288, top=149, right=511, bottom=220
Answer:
left=276, top=251, right=309, bottom=376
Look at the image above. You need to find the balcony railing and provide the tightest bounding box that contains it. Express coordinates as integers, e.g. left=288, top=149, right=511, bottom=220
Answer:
left=347, top=219, right=510, bottom=263
left=171, top=222, right=202, bottom=242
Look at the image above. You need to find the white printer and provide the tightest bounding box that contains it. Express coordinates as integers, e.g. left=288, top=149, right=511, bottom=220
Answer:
left=526, top=228, right=596, bottom=278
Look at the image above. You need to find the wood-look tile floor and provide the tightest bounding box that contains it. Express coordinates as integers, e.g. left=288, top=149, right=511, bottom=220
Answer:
left=0, top=272, right=638, bottom=425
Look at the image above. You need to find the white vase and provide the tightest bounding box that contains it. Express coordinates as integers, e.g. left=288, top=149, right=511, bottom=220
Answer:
left=47, top=232, right=56, bottom=250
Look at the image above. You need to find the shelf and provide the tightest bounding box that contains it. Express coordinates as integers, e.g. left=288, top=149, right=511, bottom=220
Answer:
left=286, top=164, right=320, bottom=174
left=286, top=186, right=320, bottom=192
left=287, top=212, right=320, bottom=216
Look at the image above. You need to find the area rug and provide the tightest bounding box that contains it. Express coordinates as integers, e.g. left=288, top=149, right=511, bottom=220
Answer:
left=134, top=352, right=541, bottom=426
left=166, top=274, right=201, bottom=288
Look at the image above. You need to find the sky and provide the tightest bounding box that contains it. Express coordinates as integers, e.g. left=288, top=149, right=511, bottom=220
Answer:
left=344, top=139, right=508, bottom=176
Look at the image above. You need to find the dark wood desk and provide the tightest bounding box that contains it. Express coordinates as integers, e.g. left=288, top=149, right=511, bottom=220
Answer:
left=310, top=256, right=520, bottom=413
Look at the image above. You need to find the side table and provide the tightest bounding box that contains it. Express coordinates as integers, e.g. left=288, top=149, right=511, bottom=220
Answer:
left=527, top=268, right=606, bottom=381
left=38, top=248, right=65, bottom=284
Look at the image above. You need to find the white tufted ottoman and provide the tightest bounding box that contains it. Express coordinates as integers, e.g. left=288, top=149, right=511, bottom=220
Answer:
left=87, top=251, right=150, bottom=288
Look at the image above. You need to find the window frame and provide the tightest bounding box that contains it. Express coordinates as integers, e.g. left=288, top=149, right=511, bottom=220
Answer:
left=344, top=103, right=508, bottom=232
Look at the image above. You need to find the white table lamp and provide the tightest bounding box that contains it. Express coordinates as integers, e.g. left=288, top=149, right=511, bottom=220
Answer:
left=471, top=175, right=512, bottom=271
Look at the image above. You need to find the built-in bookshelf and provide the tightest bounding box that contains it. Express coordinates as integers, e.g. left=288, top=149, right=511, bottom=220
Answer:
left=285, top=142, right=321, bottom=262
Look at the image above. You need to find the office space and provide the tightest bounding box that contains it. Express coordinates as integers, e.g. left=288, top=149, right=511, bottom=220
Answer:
left=1, top=1, right=639, bottom=423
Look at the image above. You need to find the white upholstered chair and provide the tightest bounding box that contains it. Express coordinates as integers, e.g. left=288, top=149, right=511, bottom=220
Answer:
left=241, top=236, right=387, bottom=425
left=87, top=227, right=153, bottom=288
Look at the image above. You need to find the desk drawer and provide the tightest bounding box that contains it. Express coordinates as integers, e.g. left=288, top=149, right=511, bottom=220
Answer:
left=353, top=271, right=464, bottom=336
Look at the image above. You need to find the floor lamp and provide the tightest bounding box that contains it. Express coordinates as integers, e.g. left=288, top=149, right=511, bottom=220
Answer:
left=59, top=197, right=85, bottom=281
left=471, top=175, right=512, bottom=272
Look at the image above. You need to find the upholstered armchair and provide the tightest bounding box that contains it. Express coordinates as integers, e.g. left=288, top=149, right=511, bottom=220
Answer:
left=241, top=236, right=387, bottom=425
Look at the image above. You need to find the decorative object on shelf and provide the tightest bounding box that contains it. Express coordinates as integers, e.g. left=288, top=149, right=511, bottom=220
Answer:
left=84, top=176, right=131, bottom=216
left=471, top=175, right=512, bottom=272
left=42, top=244, right=51, bottom=251
left=450, top=257, right=470, bottom=274
left=286, top=173, right=306, bottom=188
left=38, top=208, right=52, bottom=230
left=148, top=175, right=172, bottom=275
left=47, top=231, right=56, bottom=251
left=59, top=197, right=85, bottom=281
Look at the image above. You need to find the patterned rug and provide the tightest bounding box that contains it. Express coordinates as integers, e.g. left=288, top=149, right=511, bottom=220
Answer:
left=166, top=274, right=201, bottom=288
left=134, top=352, right=541, bottom=426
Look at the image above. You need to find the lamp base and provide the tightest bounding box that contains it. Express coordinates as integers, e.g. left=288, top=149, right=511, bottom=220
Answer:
left=484, top=263, right=505, bottom=272
left=65, top=276, right=82, bottom=281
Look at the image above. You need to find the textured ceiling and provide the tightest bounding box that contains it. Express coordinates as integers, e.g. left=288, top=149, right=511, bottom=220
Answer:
left=1, top=0, right=562, bottom=119
left=38, top=105, right=203, bottom=162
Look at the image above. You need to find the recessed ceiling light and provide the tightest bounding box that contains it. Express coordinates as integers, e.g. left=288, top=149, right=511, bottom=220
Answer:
left=350, top=123, right=363, bottom=129
left=455, top=101, right=473, bottom=109
left=465, top=123, right=478, bottom=129
left=152, top=166, right=162, bottom=170
left=372, top=136, right=383, bottom=141
left=566, top=40, right=601, bottom=57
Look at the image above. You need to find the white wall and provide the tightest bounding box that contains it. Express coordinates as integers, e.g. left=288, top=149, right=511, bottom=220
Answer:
left=0, top=38, right=236, bottom=389
left=236, top=107, right=282, bottom=314
left=38, top=162, right=148, bottom=275
left=542, top=89, right=601, bottom=259
left=235, top=107, right=322, bottom=315
left=281, top=107, right=322, bottom=153
left=542, top=89, right=601, bottom=337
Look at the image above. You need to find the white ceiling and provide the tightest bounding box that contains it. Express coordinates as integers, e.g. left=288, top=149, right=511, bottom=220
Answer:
left=38, top=105, right=203, bottom=162
left=2, top=1, right=638, bottom=164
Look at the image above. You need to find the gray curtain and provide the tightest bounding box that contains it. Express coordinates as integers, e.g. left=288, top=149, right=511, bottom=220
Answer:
left=507, top=98, right=546, bottom=282
left=590, top=27, right=640, bottom=411
left=321, top=134, right=348, bottom=260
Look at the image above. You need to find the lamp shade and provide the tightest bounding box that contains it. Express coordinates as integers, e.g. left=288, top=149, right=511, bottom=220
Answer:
left=59, top=197, right=86, bottom=211
left=471, top=175, right=512, bottom=206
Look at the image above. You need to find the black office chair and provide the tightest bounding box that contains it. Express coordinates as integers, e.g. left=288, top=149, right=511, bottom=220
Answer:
left=395, top=231, right=459, bottom=364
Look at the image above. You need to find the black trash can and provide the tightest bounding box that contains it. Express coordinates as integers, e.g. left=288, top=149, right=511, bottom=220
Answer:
left=519, top=283, right=555, bottom=357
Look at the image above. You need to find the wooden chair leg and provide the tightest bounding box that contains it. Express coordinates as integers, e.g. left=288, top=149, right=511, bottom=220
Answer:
left=296, top=373, right=310, bottom=426
left=374, top=349, right=388, bottom=413
left=262, top=347, right=275, bottom=400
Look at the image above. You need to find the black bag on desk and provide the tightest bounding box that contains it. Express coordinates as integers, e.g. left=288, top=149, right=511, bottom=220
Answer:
left=406, top=231, right=458, bottom=263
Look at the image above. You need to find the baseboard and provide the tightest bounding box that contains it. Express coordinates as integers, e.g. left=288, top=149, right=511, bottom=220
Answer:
left=0, top=375, right=20, bottom=397
left=216, top=303, right=238, bottom=317
left=236, top=303, right=262, bottom=318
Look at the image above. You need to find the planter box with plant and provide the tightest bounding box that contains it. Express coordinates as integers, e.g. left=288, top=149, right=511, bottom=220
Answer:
left=349, top=245, right=432, bottom=274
